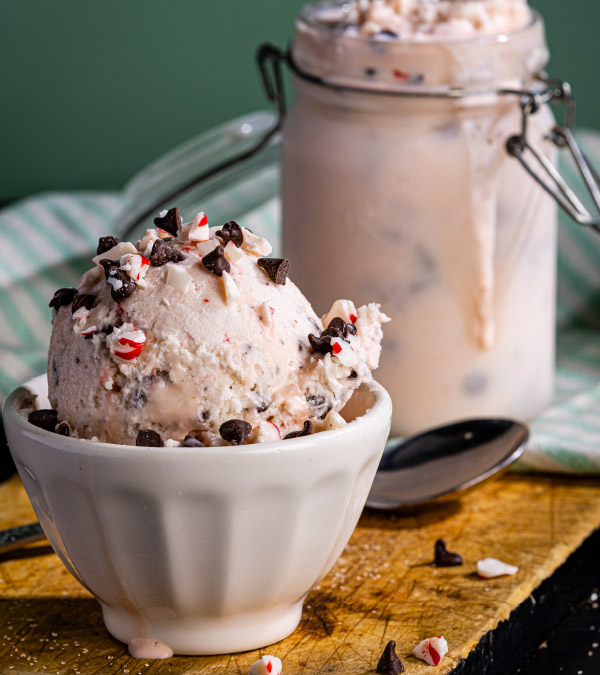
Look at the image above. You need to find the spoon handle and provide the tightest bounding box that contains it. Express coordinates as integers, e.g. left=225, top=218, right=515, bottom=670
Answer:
left=0, top=522, right=45, bottom=554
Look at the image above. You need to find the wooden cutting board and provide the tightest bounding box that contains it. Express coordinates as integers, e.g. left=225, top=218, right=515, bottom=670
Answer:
left=1, top=472, right=599, bottom=674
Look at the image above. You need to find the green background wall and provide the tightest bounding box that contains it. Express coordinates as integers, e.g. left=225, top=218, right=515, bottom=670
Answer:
left=1, top=0, right=597, bottom=203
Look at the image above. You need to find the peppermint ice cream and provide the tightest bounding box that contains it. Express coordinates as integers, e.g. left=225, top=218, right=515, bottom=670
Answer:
left=44, top=209, right=389, bottom=446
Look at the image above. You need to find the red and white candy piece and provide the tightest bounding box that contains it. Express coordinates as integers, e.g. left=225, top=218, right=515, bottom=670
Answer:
left=120, top=253, right=150, bottom=287
left=330, top=337, right=358, bottom=368
left=80, top=326, right=98, bottom=337
left=249, top=421, right=281, bottom=444
left=224, top=239, right=244, bottom=263
left=412, top=635, right=448, bottom=666
left=248, top=655, right=282, bottom=675
left=188, top=212, right=210, bottom=242
left=138, top=228, right=160, bottom=257
left=241, top=228, right=272, bottom=257
left=477, top=558, right=518, bottom=578
left=222, top=270, right=240, bottom=305
left=107, top=324, right=146, bottom=361
left=322, top=299, right=358, bottom=328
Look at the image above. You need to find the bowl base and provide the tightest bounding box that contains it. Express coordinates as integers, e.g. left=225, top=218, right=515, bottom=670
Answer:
left=100, top=600, right=304, bottom=656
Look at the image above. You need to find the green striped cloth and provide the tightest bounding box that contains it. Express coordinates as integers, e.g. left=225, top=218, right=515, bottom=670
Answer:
left=1, top=125, right=600, bottom=474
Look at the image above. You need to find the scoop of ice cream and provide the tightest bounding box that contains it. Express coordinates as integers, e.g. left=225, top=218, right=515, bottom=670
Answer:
left=319, top=0, right=531, bottom=40
left=47, top=210, right=389, bottom=445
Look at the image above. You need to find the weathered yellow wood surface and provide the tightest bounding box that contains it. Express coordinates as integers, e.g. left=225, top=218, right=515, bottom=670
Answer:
left=1, top=472, right=599, bottom=674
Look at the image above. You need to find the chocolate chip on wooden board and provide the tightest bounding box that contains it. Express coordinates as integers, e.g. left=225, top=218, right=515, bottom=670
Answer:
left=215, top=221, right=243, bottom=248
left=49, top=288, right=78, bottom=310
left=136, top=429, right=164, bottom=447
left=153, top=207, right=182, bottom=237
left=149, top=239, right=185, bottom=267
left=97, top=235, right=121, bottom=255
left=202, top=246, right=231, bottom=277
left=284, top=420, right=313, bottom=439
left=28, top=409, right=58, bottom=432
left=257, top=257, right=289, bottom=285
left=219, top=419, right=252, bottom=445
left=71, top=294, right=96, bottom=314
left=434, top=538, right=463, bottom=567
left=376, top=640, right=405, bottom=675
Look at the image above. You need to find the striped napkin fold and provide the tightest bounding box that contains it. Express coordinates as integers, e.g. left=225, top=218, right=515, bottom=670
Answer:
left=1, top=124, right=600, bottom=474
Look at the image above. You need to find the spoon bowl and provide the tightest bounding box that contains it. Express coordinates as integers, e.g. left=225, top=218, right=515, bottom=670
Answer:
left=366, top=418, right=529, bottom=510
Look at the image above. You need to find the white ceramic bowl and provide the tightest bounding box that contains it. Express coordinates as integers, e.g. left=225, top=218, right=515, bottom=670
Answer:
left=3, top=374, right=391, bottom=655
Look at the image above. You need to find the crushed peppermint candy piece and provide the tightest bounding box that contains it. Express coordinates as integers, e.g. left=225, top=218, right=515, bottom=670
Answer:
left=223, top=240, right=244, bottom=263
left=413, top=636, right=448, bottom=666
left=153, top=207, right=182, bottom=237
left=257, top=301, right=274, bottom=327
left=250, top=421, right=281, bottom=444
left=241, top=228, right=272, bottom=257
left=188, top=211, right=210, bottom=242
left=107, top=324, right=146, bottom=361
left=330, top=337, right=358, bottom=367
left=166, top=264, right=191, bottom=292
left=322, top=299, right=358, bottom=328
left=216, top=220, right=243, bottom=248
left=477, top=558, right=518, bottom=578
left=92, top=241, right=137, bottom=266
left=222, top=270, right=240, bottom=304
left=120, top=253, right=150, bottom=287
left=248, top=655, right=282, bottom=675
left=138, top=228, right=160, bottom=257
left=81, top=326, right=98, bottom=338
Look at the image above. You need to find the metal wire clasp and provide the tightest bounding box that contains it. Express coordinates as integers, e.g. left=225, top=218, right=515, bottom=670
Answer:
left=506, top=74, right=600, bottom=232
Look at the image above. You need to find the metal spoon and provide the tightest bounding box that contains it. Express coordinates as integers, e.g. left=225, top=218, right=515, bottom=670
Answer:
left=0, top=418, right=528, bottom=552
left=366, top=418, right=529, bottom=509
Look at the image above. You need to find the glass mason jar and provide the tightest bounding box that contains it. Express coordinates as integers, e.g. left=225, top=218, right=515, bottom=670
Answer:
left=281, top=2, right=558, bottom=436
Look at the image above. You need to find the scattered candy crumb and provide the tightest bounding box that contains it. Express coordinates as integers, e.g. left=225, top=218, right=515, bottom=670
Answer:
left=412, top=635, right=448, bottom=666
left=248, top=654, right=282, bottom=675
left=477, top=557, right=519, bottom=578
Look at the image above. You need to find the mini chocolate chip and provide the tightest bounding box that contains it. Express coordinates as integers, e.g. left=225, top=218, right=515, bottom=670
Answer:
left=28, top=409, right=58, bottom=432
left=107, top=269, right=136, bottom=302
left=149, top=239, right=185, bottom=267
left=321, top=326, right=345, bottom=341
left=71, top=293, right=95, bottom=314
left=182, top=434, right=204, bottom=447
left=99, top=259, right=117, bottom=278
left=100, top=325, right=114, bottom=335
left=55, top=422, right=70, bottom=436
left=434, top=538, right=463, bottom=567
left=327, top=317, right=349, bottom=337
left=257, top=257, right=289, bottom=285
left=364, top=67, right=378, bottom=77
left=256, top=401, right=270, bottom=413
left=215, top=220, right=243, bottom=248
left=347, top=323, right=357, bottom=335
left=376, top=640, right=404, bottom=675
left=49, top=288, right=78, bottom=310
left=75, top=357, right=80, bottom=364
left=308, top=333, right=332, bottom=354
left=379, top=29, right=398, bottom=37
left=136, top=429, right=164, bottom=447
left=153, top=207, right=182, bottom=237
left=219, top=419, right=252, bottom=445
left=349, top=370, right=358, bottom=379
left=284, top=420, right=313, bottom=439
left=97, top=235, right=120, bottom=255
left=202, top=246, right=230, bottom=277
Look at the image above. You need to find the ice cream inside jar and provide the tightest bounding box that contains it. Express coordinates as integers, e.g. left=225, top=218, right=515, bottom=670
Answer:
left=281, top=0, right=558, bottom=436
